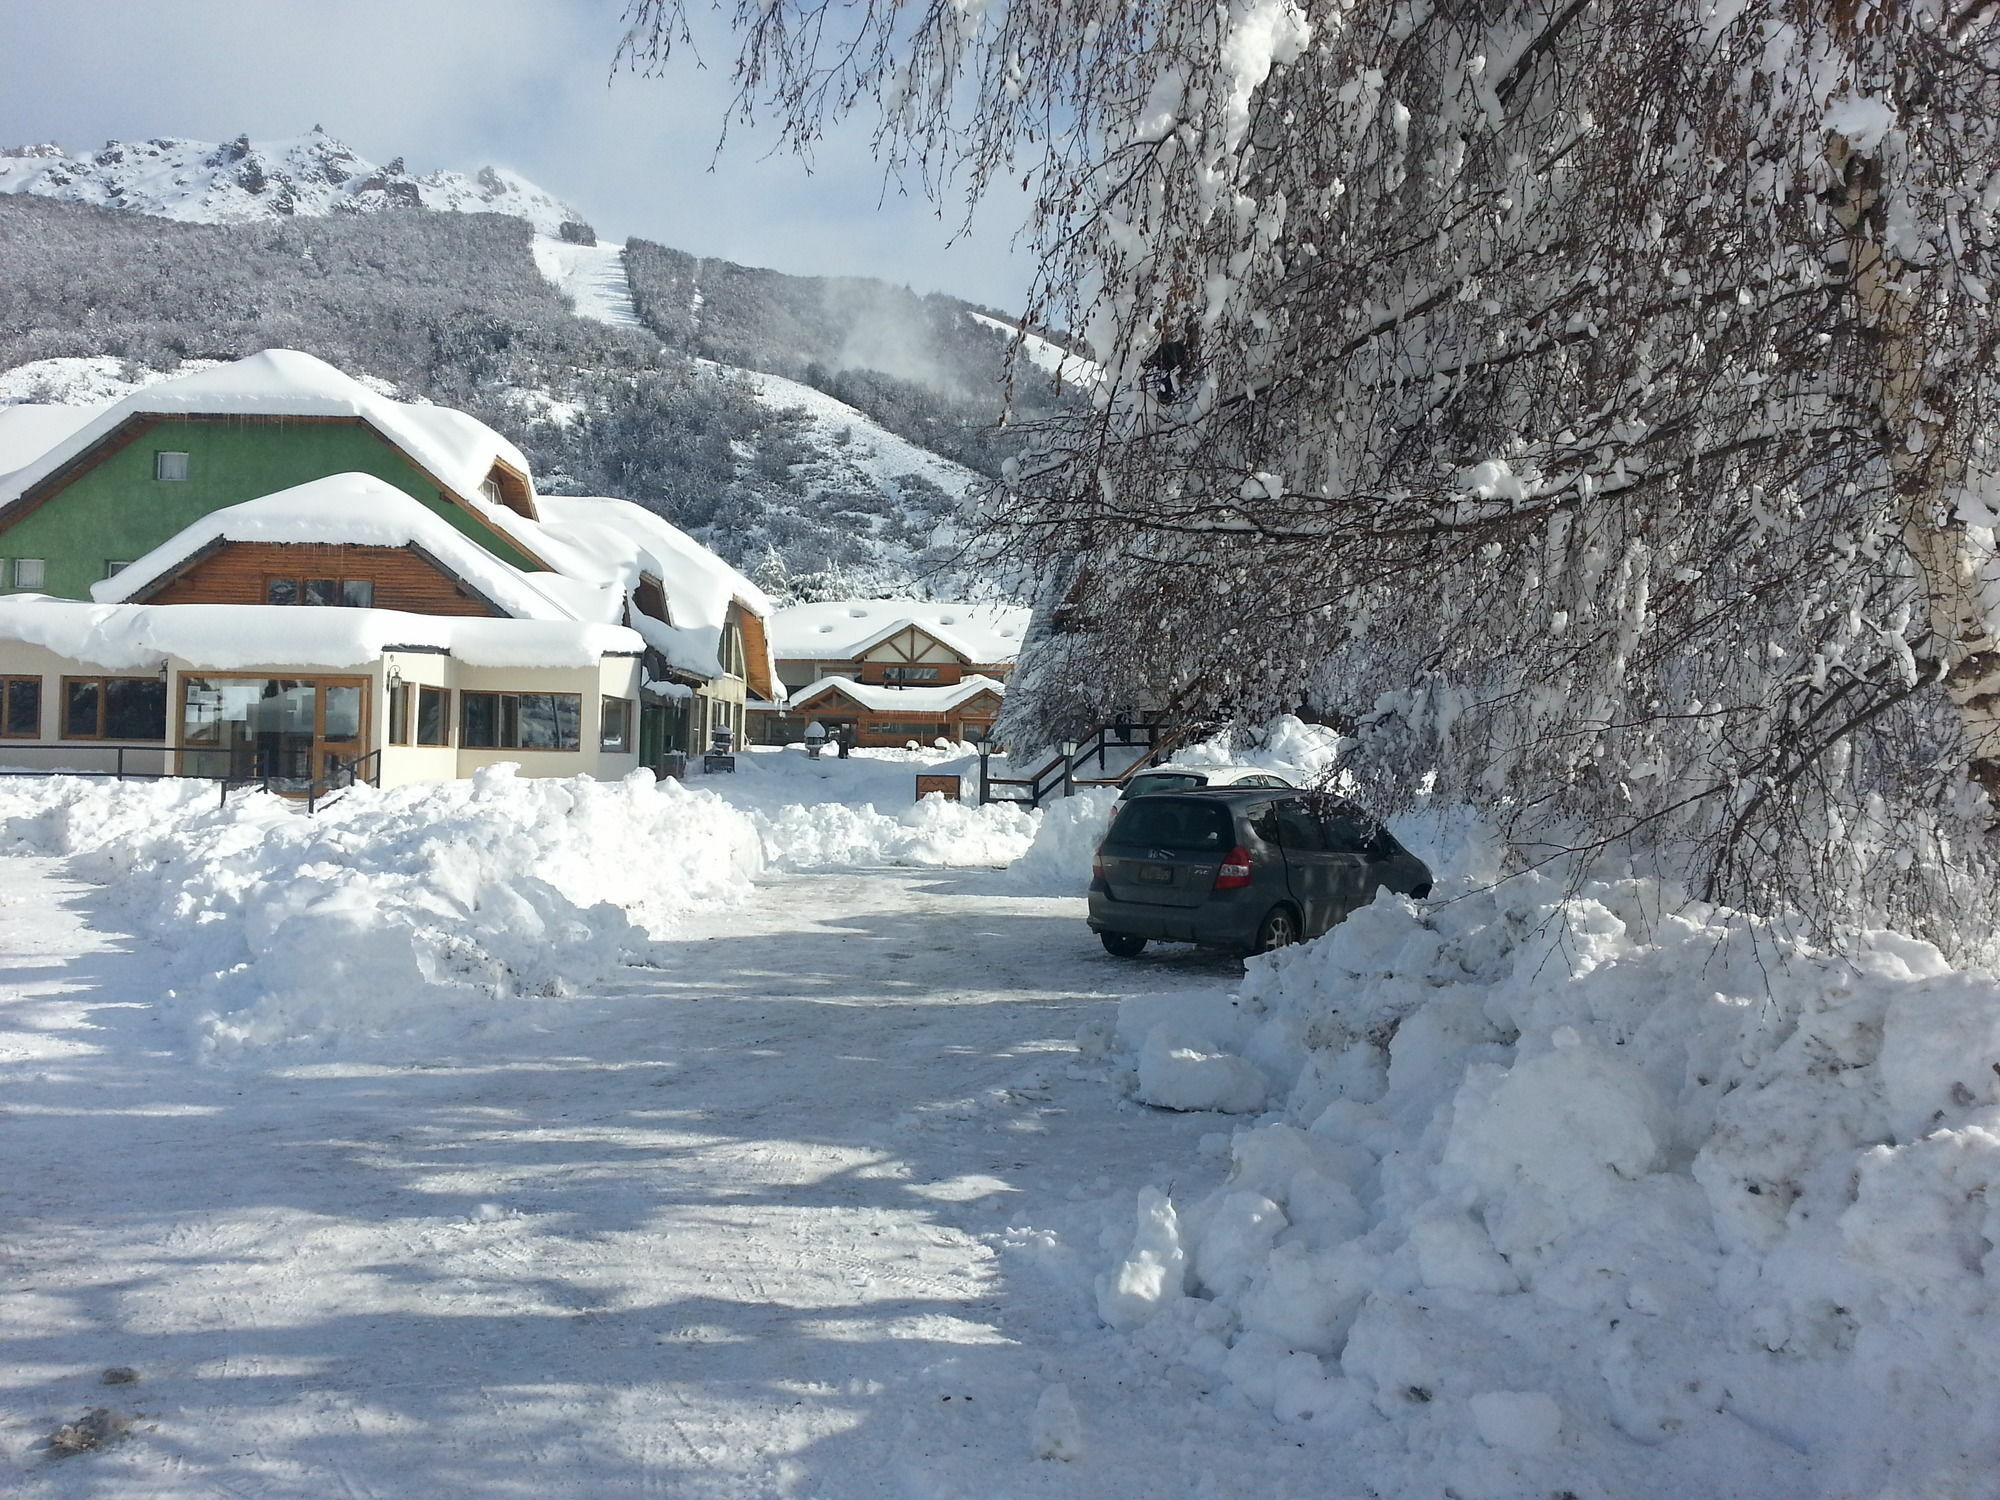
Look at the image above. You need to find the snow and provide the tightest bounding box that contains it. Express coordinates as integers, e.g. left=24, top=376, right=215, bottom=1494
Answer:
left=723, top=361, right=984, bottom=503
left=691, top=743, right=1039, bottom=870
left=965, top=312, right=1104, bottom=391
left=0, top=131, right=588, bottom=237
left=0, top=350, right=535, bottom=521
left=790, top=672, right=1007, bottom=713
left=4, top=743, right=1996, bottom=1493
left=92, top=474, right=576, bottom=621
left=1090, top=833, right=2000, bottom=1496
left=0, top=775, right=1263, bottom=1498
left=0, top=595, right=642, bottom=672
left=530, top=236, right=643, bottom=330
left=0, top=767, right=757, bottom=1059
left=770, top=597, right=1031, bottom=663
left=522, top=494, right=775, bottom=682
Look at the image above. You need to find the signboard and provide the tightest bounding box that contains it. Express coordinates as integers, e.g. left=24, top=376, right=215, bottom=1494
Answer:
left=915, top=774, right=962, bottom=802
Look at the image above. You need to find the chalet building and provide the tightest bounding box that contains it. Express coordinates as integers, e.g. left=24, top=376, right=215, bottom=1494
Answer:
left=780, top=673, right=1007, bottom=749
left=0, top=351, right=775, bottom=788
left=755, top=598, right=1029, bottom=746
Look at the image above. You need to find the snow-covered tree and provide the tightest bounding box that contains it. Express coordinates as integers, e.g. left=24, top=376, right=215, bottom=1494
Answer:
left=623, top=1, right=2000, bottom=940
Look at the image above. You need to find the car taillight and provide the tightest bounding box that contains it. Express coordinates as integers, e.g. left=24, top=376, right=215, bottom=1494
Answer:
left=1092, top=848, right=1107, bottom=883
left=1214, top=845, right=1253, bottom=890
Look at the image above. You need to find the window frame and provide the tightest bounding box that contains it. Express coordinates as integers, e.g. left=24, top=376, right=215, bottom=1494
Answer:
left=460, top=691, right=582, bottom=752
left=417, top=685, right=450, bottom=747
left=60, top=675, right=168, bottom=742
left=600, top=695, right=633, bottom=753
left=387, top=682, right=412, bottom=746
left=154, top=450, right=190, bottom=482
left=11, top=558, right=45, bottom=590
left=0, top=676, right=42, bottom=739
left=264, top=575, right=380, bottom=608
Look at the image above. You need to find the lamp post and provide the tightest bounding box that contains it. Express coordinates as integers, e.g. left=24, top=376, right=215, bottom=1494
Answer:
left=1060, top=738, right=1079, bottom=799
left=967, top=722, right=990, bottom=804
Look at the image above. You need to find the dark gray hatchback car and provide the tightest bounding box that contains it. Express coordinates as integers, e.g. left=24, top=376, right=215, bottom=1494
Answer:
left=1087, top=788, right=1432, bottom=957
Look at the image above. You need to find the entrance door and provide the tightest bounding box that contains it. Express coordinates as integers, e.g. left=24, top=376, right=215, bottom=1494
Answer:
left=179, top=675, right=370, bottom=791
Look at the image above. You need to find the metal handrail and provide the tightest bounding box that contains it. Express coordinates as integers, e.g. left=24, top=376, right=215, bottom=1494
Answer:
left=0, top=742, right=387, bottom=811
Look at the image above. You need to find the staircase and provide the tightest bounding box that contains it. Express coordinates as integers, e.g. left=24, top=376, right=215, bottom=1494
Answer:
left=979, top=714, right=1191, bottom=807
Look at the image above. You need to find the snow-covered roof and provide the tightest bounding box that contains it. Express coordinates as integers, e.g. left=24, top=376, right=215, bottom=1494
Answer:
left=0, top=350, right=537, bottom=523
left=0, top=596, right=642, bottom=673
left=0, top=402, right=106, bottom=476
left=91, top=474, right=574, bottom=621
left=789, top=674, right=1008, bottom=713
left=769, top=599, right=1030, bottom=664
left=519, top=495, right=775, bottom=685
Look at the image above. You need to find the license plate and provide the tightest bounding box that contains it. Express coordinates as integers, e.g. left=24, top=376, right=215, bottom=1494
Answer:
left=1138, top=864, right=1174, bottom=884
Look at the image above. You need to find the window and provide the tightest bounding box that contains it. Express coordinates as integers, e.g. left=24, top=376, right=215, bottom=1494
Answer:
left=461, top=692, right=580, bottom=751
left=103, top=560, right=134, bottom=580
left=600, top=696, right=632, bottom=752
left=387, top=683, right=412, bottom=746
left=873, top=720, right=947, bottom=738
left=154, top=451, right=189, bottom=481
left=0, top=677, right=41, bottom=738
left=417, top=686, right=449, bottom=746
left=266, top=577, right=375, bottom=608
left=62, top=677, right=167, bottom=740
left=720, top=621, right=746, bottom=677
left=883, top=665, right=940, bottom=683
left=12, top=558, right=44, bottom=589
left=1108, top=798, right=1233, bottom=851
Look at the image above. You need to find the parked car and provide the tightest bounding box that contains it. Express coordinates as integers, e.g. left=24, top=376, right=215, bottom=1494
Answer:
left=1088, top=788, right=1431, bottom=957
left=1118, top=765, right=1295, bottom=799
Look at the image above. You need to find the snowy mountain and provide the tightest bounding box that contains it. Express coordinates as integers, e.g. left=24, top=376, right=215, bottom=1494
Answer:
left=0, top=129, right=594, bottom=240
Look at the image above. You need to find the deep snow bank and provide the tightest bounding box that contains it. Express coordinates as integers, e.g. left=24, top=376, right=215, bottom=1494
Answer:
left=1094, top=863, right=2000, bottom=1497
left=0, top=769, right=760, bottom=1058
left=695, top=744, right=1039, bottom=871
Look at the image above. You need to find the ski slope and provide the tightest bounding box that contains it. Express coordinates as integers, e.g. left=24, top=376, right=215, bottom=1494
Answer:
left=530, top=236, right=644, bottom=331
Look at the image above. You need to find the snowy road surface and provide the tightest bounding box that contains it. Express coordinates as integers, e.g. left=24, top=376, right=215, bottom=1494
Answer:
left=0, top=855, right=1315, bottom=1498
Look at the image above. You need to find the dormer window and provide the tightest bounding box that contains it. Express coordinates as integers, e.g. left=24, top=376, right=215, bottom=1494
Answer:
left=155, top=451, right=190, bottom=481
left=478, top=463, right=537, bottom=519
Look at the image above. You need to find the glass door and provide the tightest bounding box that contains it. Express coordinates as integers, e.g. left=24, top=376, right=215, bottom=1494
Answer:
left=179, top=676, right=370, bottom=792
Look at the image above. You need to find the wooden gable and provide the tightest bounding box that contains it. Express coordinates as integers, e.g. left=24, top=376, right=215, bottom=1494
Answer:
left=134, top=540, right=510, bottom=616
left=860, top=624, right=967, bottom=666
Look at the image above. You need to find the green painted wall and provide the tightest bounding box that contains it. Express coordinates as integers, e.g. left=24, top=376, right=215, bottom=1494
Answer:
left=0, top=416, right=540, bottom=600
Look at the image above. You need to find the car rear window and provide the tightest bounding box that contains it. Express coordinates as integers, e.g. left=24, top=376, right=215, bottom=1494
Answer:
left=1107, top=798, right=1234, bottom=851
left=1126, top=772, right=1207, bottom=795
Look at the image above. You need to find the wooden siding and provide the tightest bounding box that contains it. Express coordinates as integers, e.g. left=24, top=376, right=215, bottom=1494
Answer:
left=736, top=605, right=777, bottom=702
left=139, top=541, right=506, bottom=616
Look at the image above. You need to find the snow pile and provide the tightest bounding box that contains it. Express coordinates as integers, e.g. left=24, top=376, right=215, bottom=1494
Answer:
left=0, top=768, right=759, bottom=1059
left=1006, top=788, right=1119, bottom=894
left=750, top=793, right=1035, bottom=871
left=1094, top=861, right=2000, bottom=1495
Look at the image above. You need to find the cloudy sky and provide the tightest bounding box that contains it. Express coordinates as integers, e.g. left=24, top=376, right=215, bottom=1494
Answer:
left=0, top=0, right=1032, bottom=308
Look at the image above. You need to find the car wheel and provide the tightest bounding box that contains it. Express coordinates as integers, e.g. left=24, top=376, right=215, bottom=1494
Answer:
left=1410, top=882, right=1432, bottom=899
left=1253, top=905, right=1300, bottom=954
left=1100, top=930, right=1147, bottom=958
